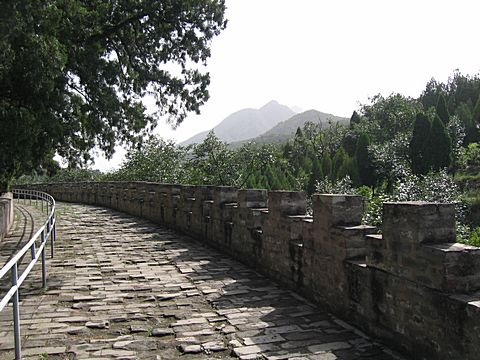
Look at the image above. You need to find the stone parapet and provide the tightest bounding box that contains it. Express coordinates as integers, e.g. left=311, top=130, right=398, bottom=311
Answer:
left=14, top=182, right=480, bottom=360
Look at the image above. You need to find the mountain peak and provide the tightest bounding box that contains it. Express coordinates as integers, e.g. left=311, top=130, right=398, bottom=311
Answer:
left=260, top=100, right=280, bottom=110
left=181, top=101, right=295, bottom=145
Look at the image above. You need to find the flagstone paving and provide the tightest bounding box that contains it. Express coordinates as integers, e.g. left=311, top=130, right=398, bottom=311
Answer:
left=0, top=202, right=405, bottom=360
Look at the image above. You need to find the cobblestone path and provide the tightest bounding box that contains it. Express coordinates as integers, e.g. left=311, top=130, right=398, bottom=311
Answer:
left=0, top=202, right=404, bottom=360
left=0, top=201, right=48, bottom=269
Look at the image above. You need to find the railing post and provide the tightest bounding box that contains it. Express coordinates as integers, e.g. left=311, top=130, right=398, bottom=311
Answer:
left=41, top=230, right=46, bottom=288
left=12, top=263, right=21, bottom=360
left=30, top=243, right=36, bottom=260
left=51, top=216, right=55, bottom=258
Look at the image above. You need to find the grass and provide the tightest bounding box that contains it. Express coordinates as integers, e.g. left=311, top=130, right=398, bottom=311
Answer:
left=455, top=171, right=480, bottom=183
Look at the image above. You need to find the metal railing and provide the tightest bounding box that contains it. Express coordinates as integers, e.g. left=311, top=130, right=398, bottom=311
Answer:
left=0, top=189, right=56, bottom=360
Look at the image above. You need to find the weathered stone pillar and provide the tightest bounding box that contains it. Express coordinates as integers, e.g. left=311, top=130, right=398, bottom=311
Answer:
left=310, top=194, right=366, bottom=315
left=209, top=186, right=238, bottom=249
left=161, top=185, right=181, bottom=229
left=374, top=201, right=480, bottom=292
left=0, top=192, right=14, bottom=242
left=231, top=189, right=268, bottom=267
left=260, top=191, right=308, bottom=287
left=178, top=185, right=197, bottom=234
left=191, top=186, right=214, bottom=241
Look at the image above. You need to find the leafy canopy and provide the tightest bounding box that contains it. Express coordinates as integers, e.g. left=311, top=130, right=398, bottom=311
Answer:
left=0, top=0, right=226, bottom=191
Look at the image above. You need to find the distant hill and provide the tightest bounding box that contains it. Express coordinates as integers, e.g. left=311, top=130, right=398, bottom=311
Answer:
left=181, top=100, right=296, bottom=145
left=230, top=109, right=349, bottom=147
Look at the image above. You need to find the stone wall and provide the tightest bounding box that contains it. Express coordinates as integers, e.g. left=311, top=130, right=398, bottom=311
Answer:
left=17, top=182, right=480, bottom=360
left=0, top=192, right=14, bottom=242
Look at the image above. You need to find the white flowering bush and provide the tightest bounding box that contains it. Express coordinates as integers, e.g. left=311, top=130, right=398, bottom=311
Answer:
left=315, top=175, right=355, bottom=195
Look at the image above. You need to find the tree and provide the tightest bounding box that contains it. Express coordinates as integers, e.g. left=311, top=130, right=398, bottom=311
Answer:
left=0, top=0, right=227, bottom=192
left=105, top=136, right=189, bottom=183
left=188, top=131, right=235, bottom=186
left=473, top=95, right=480, bottom=128
left=410, top=113, right=432, bottom=175
left=456, top=102, right=477, bottom=143
left=436, top=94, right=450, bottom=125
left=321, top=154, right=333, bottom=180
left=355, top=133, right=376, bottom=190
left=332, top=147, right=349, bottom=181
left=350, top=111, right=361, bottom=128
left=307, top=158, right=323, bottom=195
left=425, top=115, right=452, bottom=171
left=357, top=93, right=420, bottom=144
left=420, top=78, right=446, bottom=110
left=447, top=115, right=466, bottom=177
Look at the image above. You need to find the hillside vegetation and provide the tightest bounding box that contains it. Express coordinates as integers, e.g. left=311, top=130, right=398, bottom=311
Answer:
left=17, top=71, right=480, bottom=245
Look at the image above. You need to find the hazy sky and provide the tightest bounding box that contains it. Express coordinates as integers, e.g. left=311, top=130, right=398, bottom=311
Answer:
left=94, top=0, right=480, bottom=170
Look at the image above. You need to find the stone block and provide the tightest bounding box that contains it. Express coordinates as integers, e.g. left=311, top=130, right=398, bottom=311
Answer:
left=238, top=189, right=267, bottom=208
left=313, top=194, right=363, bottom=227
left=213, top=186, right=238, bottom=205
left=268, top=191, right=306, bottom=216
left=382, top=202, right=455, bottom=245
left=0, top=192, right=14, bottom=241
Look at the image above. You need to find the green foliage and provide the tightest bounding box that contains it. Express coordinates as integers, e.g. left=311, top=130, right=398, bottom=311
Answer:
left=456, top=102, right=477, bottom=143
left=473, top=95, right=480, bottom=130
left=350, top=111, right=361, bottom=128
left=420, top=71, right=480, bottom=146
left=425, top=115, right=452, bottom=171
left=355, top=93, right=420, bottom=144
left=392, top=170, right=459, bottom=203
left=0, top=0, right=227, bottom=192
left=359, top=190, right=392, bottom=228
left=341, top=131, right=358, bottom=157
left=360, top=170, right=462, bottom=228
left=355, top=133, right=376, bottom=188
left=369, top=135, right=410, bottom=192
left=461, top=142, right=480, bottom=170
left=463, top=227, right=480, bottom=247
left=447, top=115, right=466, bottom=176
left=50, top=168, right=102, bottom=183
left=321, top=154, right=333, bottom=180
left=307, top=159, right=323, bottom=195
left=332, top=148, right=349, bottom=181
left=315, top=176, right=354, bottom=195
left=436, top=93, right=450, bottom=125
left=188, top=131, right=236, bottom=185
left=420, top=78, right=447, bottom=110
left=410, top=112, right=432, bottom=175
left=104, top=137, right=189, bottom=183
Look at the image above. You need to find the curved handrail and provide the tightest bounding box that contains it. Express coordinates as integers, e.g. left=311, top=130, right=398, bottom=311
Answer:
left=0, top=189, right=56, bottom=360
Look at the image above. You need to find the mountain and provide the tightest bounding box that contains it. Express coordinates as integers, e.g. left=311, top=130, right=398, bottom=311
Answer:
left=230, top=109, right=349, bottom=147
left=181, top=100, right=296, bottom=145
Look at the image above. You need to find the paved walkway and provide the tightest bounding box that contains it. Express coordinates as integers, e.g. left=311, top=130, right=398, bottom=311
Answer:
left=0, top=202, right=405, bottom=360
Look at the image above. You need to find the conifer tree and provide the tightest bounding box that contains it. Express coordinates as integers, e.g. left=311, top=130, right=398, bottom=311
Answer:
left=321, top=154, right=333, bottom=180
left=410, top=113, right=432, bottom=175
left=337, top=156, right=350, bottom=181
left=457, top=102, right=476, bottom=143
left=350, top=111, right=362, bottom=128
left=333, top=148, right=348, bottom=181
left=348, top=158, right=360, bottom=186
left=307, top=158, right=324, bottom=195
left=355, top=133, right=376, bottom=189
left=425, top=115, right=452, bottom=170
left=436, top=94, right=450, bottom=125
left=473, top=95, right=480, bottom=127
